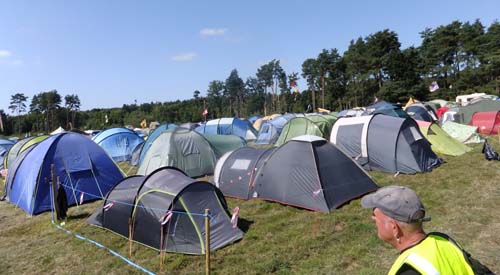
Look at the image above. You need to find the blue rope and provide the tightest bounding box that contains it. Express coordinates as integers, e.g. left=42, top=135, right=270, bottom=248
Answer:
left=50, top=181, right=156, bottom=275
left=52, top=221, right=157, bottom=275
left=59, top=183, right=214, bottom=219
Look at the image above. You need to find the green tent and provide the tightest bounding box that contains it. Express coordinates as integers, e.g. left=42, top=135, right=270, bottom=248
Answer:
left=275, top=117, right=324, bottom=147
left=137, top=128, right=216, bottom=178
left=441, top=121, right=484, bottom=144
left=416, top=121, right=471, bottom=156
left=204, top=134, right=246, bottom=158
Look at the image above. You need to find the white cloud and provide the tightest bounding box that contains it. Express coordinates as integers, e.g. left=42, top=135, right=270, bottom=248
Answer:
left=171, top=52, right=197, bottom=61
left=200, top=28, right=227, bottom=37
left=0, top=50, right=12, bottom=58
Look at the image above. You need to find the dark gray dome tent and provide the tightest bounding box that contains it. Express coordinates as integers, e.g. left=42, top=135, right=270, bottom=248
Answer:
left=213, top=147, right=274, bottom=199
left=214, top=135, right=378, bottom=212
left=253, top=135, right=378, bottom=212
left=88, top=167, right=243, bottom=255
left=330, top=114, right=441, bottom=174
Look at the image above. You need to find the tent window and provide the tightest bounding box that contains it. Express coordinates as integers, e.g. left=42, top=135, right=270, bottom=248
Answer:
left=261, top=125, right=270, bottom=134
left=231, top=159, right=251, bottom=170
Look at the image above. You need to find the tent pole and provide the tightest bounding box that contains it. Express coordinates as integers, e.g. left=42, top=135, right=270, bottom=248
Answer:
left=129, top=218, right=133, bottom=258
left=205, top=209, right=211, bottom=275
left=51, top=164, right=60, bottom=220
left=160, top=225, right=164, bottom=272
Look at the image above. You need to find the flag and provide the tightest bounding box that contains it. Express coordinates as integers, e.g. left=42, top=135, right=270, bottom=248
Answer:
left=230, top=206, right=239, bottom=228
left=429, top=81, right=439, bottom=93
left=140, top=119, right=147, bottom=128
left=105, top=114, right=109, bottom=124
left=0, top=113, right=3, bottom=132
left=202, top=108, right=208, bottom=116
left=373, top=96, right=379, bottom=103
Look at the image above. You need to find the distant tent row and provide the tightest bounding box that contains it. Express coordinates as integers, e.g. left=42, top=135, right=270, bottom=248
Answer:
left=331, top=114, right=441, bottom=174
left=88, top=167, right=243, bottom=255
left=214, top=136, right=378, bottom=212
left=2, top=133, right=124, bottom=215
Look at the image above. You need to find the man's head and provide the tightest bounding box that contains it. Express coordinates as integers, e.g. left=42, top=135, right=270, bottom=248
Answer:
left=361, top=185, right=430, bottom=224
left=361, top=186, right=430, bottom=249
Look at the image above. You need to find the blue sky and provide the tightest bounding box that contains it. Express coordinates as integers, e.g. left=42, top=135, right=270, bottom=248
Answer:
left=1, top=0, right=499, bottom=112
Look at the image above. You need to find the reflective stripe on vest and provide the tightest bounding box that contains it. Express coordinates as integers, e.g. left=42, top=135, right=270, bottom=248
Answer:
left=388, top=234, right=474, bottom=275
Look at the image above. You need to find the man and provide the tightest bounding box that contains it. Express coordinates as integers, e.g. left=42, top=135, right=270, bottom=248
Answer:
left=361, top=185, right=474, bottom=275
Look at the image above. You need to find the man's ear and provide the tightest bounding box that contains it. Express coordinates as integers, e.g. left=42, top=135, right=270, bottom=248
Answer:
left=390, top=219, right=402, bottom=238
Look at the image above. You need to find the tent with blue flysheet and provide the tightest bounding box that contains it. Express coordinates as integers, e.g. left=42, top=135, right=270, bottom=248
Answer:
left=195, top=117, right=258, bottom=141
left=0, top=138, right=15, bottom=170
left=254, top=115, right=294, bottom=145
left=92, top=127, right=144, bottom=162
left=1, top=133, right=124, bottom=215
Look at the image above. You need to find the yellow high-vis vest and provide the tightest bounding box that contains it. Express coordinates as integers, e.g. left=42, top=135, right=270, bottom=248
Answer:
left=388, top=234, right=474, bottom=275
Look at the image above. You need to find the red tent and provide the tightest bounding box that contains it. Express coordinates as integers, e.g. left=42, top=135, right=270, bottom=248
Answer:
left=470, top=111, right=500, bottom=135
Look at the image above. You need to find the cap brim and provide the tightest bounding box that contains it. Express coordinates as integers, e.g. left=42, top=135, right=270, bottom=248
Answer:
left=360, top=193, right=377, bottom=209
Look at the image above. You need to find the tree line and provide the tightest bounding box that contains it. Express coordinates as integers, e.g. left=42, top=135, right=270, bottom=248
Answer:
left=1, top=19, right=499, bottom=136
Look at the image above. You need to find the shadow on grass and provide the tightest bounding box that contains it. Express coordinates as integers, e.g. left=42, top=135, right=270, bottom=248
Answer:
left=237, top=217, right=254, bottom=233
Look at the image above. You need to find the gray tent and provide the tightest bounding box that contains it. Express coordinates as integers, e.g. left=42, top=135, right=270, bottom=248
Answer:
left=214, top=135, right=378, bottom=212
left=137, top=128, right=216, bottom=178
left=88, top=167, right=243, bottom=254
left=213, top=147, right=274, bottom=199
left=330, top=114, right=441, bottom=174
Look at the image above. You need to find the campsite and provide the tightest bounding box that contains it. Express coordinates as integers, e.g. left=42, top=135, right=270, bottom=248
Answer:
left=0, top=139, right=499, bottom=274
left=2, top=2, right=500, bottom=274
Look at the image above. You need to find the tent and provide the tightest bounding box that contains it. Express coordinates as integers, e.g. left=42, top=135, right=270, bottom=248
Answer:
left=196, top=117, right=258, bottom=141
left=137, top=127, right=216, bottom=178
left=336, top=108, right=365, bottom=118
left=3, top=135, right=49, bottom=170
left=441, top=121, right=483, bottom=144
left=137, top=123, right=178, bottom=165
left=252, top=135, right=378, bottom=212
left=469, top=111, right=500, bottom=135
left=0, top=138, right=15, bottom=170
left=416, top=121, right=471, bottom=156
left=92, top=128, right=144, bottom=162
left=455, top=99, right=500, bottom=124
left=179, top=122, right=200, bottom=130
left=331, top=114, right=441, bottom=174
left=405, top=102, right=438, bottom=122
left=2, top=133, right=124, bottom=215
left=51, top=126, right=66, bottom=135
left=254, top=115, right=294, bottom=145
left=213, top=147, right=274, bottom=199
left=88, top=167, right=243, bottom=254
left=214, top=136, right=377, bottom=212
left=274, top=115, right=336, bottom=147
left=253, top=114, right=281, bottom=131
left=364, top=101, right=409, bottom=118
left=204, top=134, right=247, bottom=159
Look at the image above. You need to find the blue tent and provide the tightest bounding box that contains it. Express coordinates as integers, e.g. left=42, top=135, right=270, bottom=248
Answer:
left=92, top=128, right=144, bottom=162
left=137, top=123, right=178, bottom=165
left=2, top=133, right=124, bottom=215
left=255, top=115, right=293, bottom=145
left=195, top=117, right=258, bottom=140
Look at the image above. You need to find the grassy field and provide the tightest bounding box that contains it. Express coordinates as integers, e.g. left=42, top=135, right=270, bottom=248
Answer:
left=1, top=139, right=499, bottom=274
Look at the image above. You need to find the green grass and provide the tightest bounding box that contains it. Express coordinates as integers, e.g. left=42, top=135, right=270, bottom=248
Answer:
left=1, top=140, right=500, bottom=274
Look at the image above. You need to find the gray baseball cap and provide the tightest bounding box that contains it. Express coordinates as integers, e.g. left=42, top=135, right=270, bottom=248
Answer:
left=361, top=185, right=431, bottom=223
